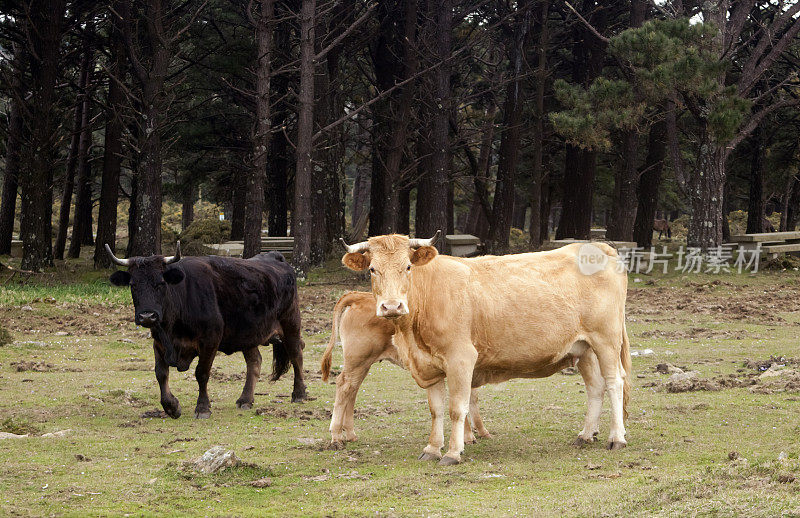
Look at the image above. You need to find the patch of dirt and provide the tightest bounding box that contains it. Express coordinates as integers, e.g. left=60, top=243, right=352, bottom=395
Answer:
left=209, top=367, right=245, bottom=382
left=656, top=357, right=800, bottom=394
left=10, top=360, right=82, bottom=373
left=640, top=327, right=755, bottom=341
left=354, top=405, right=401, bottom=418
left=255, top=406, right=331, bottom=420
left=141, top=409, right=169, bottom=419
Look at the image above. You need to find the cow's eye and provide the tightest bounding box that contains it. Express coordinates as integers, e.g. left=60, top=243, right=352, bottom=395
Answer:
left=406, top=265, right=411, bottom=271
left=369, top=267, right=375, bottom=274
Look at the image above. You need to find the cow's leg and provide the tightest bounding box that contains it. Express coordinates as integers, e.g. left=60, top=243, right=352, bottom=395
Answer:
left=419, top=380, right=446, bottom=461
left=440, top=350, right=477, bottom=466
left=279, top=317, right=308, bottom=403
left=330, top=363, right=371, bottom=448
left=469, top=389, right=491, bottom=439
left=194, top=349, right=215, bottom=419
left=574, top=349, right=604, bottom=446
left=591, top=338, right=627, bottom=450
left=236, top=347, right=262, bottom=410
left=154, top=344, right=181, bottom=419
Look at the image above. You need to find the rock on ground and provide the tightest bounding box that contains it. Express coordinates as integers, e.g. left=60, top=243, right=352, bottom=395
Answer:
left=186, top=446, right=241, bottom=474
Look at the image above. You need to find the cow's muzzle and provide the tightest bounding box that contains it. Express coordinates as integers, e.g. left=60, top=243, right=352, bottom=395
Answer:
left=137, top=311, right=159, bottom=328
left=377, top=299, right=408, bottom=318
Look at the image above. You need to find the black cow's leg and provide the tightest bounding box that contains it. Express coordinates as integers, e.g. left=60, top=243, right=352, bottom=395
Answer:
left=154, top=344, right=181, bottom=419
left=236, top=347, right=262, bottom=410
left=194, top=349, right=215, bottom=419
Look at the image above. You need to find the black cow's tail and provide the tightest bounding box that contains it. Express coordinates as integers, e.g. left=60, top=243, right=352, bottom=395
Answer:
left=270, top=337, right=292, bottom=382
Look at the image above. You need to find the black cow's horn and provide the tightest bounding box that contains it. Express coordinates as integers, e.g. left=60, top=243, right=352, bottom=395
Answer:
left=105, top=244, right=131, bottom=267
left=340, top=238, right=369, bottom=254
left=409, top=230, right=441, bottom=248
left=164, top=241, right=181, bottom=264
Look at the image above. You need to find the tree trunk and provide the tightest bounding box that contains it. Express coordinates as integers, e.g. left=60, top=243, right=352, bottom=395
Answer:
left=68, top=72, right=96, bottom=258
left=746, top=127, right=765, bottom=234
left=94, top=1, right=127, bottom=268
left=20, top=0, right=66, bottom=270
left=127, top=171, right=138, bottom=257
left=0, top=47, right=25, bottom=256
left=465, top=105, right=496, bottom=240
left=786, top=176, right=800, bottom=231
left=556, top=0, right=606, bottom=241
left=633, top=118, right=666, bottom=248
left=292, top=0, right=316, bottom=271
left=266, top=17, right=290, bottom=237
left=415, top=0, right=451, bottom=248
left=245, top=0, right=274, bottom=258
left=687, top=132, right=726, bottom=249
left=487, top=1, right=531, bottom=254
left=606, top=130, right=639, bottom=241
left=606, top=0, right=646, bottom=242
left=56, top=43, right=92, bottom=260
left=528, top=0, right=549, bottom=250
left=181, top=181, right=195, bottom=232
left=230, top=161, right=247, bottom=241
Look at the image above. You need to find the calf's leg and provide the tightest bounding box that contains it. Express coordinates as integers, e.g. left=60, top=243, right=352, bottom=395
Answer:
left=419, top=380, right=446, bottom=461
left=574, top=349, right=604, bottom=446
left=330, top=363, right=372, bottom=448
left=236, top=347, right=262, bottom=410
left=469, top=389, right=491, bottom=439
left=154, top=344, right=181, bottom=418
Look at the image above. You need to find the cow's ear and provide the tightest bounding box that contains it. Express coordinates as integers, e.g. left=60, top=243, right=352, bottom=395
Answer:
left=163, top=267, right=185, bottom=285
left=342, top=252, right=370, bottom=271
left=109, top=270, right=131, bottom=286
left=410, top=246, right=437, bottom=266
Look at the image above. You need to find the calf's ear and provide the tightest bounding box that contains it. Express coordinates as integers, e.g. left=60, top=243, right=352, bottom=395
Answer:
left=109, top=270, right=131, bottom=286
left=342, top=252, right=370, bottom=271
left=163, top=267, right=185, bottom=285
left=410, top=245, right=437, bottom=266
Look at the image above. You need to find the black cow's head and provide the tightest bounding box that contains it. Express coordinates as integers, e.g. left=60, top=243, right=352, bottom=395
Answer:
left=106, top=243, right=184, bottom=328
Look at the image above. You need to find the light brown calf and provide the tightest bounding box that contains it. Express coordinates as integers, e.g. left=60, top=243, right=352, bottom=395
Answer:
left=321, top=291, right=490, bottom=449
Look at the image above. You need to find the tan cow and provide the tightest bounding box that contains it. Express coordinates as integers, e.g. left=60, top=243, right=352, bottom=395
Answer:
left=321, top=291, right=490, bottom=449
left=341, top=233, right=631, bottom=465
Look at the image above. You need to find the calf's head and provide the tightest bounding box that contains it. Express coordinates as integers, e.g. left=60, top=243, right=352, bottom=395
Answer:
left=106, top=243, right=184, bottom=328
left=341, top=231, right=440, bottom=318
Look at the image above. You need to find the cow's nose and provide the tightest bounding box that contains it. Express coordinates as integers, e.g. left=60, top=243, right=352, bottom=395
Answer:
left=138, top=311, right=157, bottom=327
left=378, top=300, right=408, bottom=318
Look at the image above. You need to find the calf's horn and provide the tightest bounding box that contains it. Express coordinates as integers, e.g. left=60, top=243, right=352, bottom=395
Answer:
left=164, top=241, right=181, bottom=264
left=409, top=230, right=442, bottom=248
left=340, top=238, right=370, bottom=254
left=105, top=244, right=131, bottom=267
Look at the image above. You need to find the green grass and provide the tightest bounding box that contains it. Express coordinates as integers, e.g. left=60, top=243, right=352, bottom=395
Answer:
left=1, top=260, right=800, bottom=516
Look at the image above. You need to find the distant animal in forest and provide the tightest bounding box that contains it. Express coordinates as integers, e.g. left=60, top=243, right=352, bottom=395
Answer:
left=654, top=219, right=671, bottom=239
left=762, top=216, right=775, bottom=232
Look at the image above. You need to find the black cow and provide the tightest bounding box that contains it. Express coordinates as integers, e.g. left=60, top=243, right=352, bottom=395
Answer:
left=106, top=243, right=307, bottom=419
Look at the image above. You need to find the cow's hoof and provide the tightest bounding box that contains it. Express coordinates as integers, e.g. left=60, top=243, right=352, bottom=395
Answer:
left=236, top=401, right=253, bottom=410
left=418, top=452, right=441, bottom=461
left=162, top=400, right=181, bottom=419
left=607, top=440, right=627, bottom=451
left=573, top=437, right=593, bottom=447
left=478, top=432, right=493, bottom=440
left=329, top=440, right=345, bottom=450
left=291, top=393, right=307, bottom=403
left=465, top=437, right=477, bottom=445
left=438, top=455, right=461, bottom=466
left=194, top=410, right=211, bottom=419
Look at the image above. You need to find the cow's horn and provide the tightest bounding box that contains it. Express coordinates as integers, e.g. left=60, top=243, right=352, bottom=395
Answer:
left=164, top=241, right=181, bottom=264
left=340, top=238, right=370, bottom=254
left=409, top=230, right=441, bottom=248
left=105, top=244, right=131, bottom=267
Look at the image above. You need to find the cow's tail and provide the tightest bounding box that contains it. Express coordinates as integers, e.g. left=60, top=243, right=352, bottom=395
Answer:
left=621, top=320, right=631, bottom=421
left=321, top=291, right=358, bottom=382
left=270, top=338, right=291, bottom=382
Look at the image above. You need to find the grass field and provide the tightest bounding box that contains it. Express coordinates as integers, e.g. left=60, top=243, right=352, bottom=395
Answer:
left=1, top=257, right=800, bottom=516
